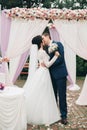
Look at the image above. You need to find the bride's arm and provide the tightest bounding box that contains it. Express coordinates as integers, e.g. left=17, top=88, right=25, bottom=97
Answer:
left=43, top=51, right=59, bottom=68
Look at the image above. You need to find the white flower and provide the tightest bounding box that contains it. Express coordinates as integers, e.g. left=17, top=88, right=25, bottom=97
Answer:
left=48, top=43, right=58, bottom=54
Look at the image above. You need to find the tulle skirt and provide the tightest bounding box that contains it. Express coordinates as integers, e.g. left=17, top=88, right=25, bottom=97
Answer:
left=24, top=67, right=60, bottom=125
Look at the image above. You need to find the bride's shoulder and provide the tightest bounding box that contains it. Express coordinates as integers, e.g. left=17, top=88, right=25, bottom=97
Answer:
left=38, top=49, right=46, bottom=54
left=38, top=49, right=47, bottom=58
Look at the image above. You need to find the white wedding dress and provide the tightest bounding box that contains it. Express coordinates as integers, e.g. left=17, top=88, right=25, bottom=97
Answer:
left=24, top=48, right=60, bottom=125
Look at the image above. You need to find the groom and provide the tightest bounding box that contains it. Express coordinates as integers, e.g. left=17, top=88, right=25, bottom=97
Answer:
left=42, top=33, right=68, bottom=125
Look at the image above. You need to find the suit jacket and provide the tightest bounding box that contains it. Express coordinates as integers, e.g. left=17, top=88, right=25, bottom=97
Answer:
left=47, top=41, right=68, bottom=79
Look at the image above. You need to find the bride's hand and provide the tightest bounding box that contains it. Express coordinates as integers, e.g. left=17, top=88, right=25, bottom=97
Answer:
left=55, top=51, right=60, bottom=57
left=41, top=62, right=46, bottom=67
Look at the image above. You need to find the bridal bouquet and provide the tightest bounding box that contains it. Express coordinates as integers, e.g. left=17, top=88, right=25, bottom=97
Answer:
left=0, top=82, right=5, bottom=90
left=48, top=43, right=58, bottom=54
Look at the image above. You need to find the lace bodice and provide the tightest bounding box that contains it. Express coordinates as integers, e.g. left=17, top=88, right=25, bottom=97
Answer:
left=38, top=49, right=57, bottom=68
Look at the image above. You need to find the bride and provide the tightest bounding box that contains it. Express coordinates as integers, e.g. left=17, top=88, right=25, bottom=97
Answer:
left=23, top=35, right=60, bottom=125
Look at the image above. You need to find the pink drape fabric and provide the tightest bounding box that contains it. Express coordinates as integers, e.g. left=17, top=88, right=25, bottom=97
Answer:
left=13, top=50, right=29, bottom=83
left=49, top=27, right=60, bottom=42
left=0, top=12, right=29, bottom=84
left=0, top=11, right=11, bottom=73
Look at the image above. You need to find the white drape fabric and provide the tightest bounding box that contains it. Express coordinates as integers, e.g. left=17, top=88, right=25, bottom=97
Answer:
left=54, top=20, right=87, bottom=90
left=76, top=21, right=87, bottom=59
left=76, top=75, right=87, bottom=105
left=64, top=43, right=76, bottom=84
left=6, top=19, right=48, bottom=83
left=4, top=63, right=13, bottom=86
left=54, top=20, right=77, bottom=87
left=9, top=56, right=21, bottom=82
left=6, top=19, right=48, bottom=58
left=0, top=86, right=27, bottom=130
left=0, top=72, right=5, bottom=83
left=54, top=20, right=87, bottom=59
left=64, top=43, right=80, bottom=91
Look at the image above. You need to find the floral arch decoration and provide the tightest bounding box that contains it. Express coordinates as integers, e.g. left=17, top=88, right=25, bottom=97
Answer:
left=4, top=7, right=87, bottom=21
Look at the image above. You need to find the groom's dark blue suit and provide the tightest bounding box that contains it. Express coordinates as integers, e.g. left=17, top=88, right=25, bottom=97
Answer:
left=47, top=41, right=68, bottom=119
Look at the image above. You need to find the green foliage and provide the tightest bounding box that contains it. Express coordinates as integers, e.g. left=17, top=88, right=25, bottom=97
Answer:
left=43, top=1, right=51, bottom=8
left=54, top=0, right=87, bottom=9
left=76, top=56, right=87, bottom=76
left=0, top=0, right=87, bottom=9
left=0, top=0, right=22, bottom=9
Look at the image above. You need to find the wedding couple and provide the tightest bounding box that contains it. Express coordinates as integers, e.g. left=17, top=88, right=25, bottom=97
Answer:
left=24, top=33, right=68, bottom=126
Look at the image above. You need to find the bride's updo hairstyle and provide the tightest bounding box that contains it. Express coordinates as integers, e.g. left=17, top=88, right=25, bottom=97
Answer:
left=32, top=35, right=43, bottom=49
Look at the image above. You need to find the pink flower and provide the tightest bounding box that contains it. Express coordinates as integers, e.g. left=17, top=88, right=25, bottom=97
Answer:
left=4, top=8, right=87, bottom=21
left=0, top=83, right=5, bottom=90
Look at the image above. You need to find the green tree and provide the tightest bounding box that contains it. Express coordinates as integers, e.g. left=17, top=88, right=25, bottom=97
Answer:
left=0, top=0, right=22, bottom=9
left=0, top=0, right=87, bottom=9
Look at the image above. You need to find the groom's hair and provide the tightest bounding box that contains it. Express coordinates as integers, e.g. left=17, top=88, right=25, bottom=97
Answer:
left=32, top=35, right=42, bottom=49
left=42, top=33, right=51, bottom=39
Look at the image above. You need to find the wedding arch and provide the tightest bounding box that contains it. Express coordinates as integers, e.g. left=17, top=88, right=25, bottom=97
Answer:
left=0, top=7, right=87, bottom=90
